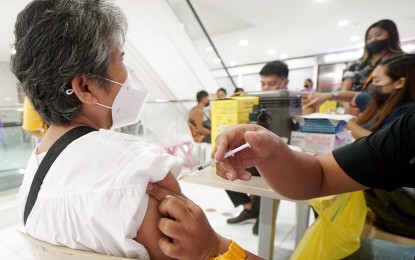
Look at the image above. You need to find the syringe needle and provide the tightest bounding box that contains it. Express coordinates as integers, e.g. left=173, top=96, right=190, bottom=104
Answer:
left=177, top=142, right=251, bottom=180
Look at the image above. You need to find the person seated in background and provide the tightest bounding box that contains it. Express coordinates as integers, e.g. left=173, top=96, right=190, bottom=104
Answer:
left=22, top=96, right=48, bottom=139
left=259, top=60, right=289, bottom=90
left=231, top=87, right=245, bottom=97
left=216, top=87, right=227, bottom=99
left=300, top=78, right=316, bottom=114
left=302, top=78, right=315, bottom=93
left=225, top=60, right=290, bottom=235
left=13, top=1, right=182, bottom=259
left=188, top=90, right=211, bottom=143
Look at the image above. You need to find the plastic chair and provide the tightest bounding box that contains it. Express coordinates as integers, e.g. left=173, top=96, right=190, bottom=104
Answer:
left=160, top=140, right=195, bottom=169
left=17, top=230, right=136, bottom=260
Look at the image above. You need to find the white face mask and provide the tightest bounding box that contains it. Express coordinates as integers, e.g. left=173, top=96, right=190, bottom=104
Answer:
left=96, top=69, right=149, bottom=129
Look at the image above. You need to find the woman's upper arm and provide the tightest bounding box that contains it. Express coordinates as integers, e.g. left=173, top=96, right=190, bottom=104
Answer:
left=135, top=172, right=180, bottom=259
left=155, top=172, right=181, bottom=195
left=341, top=78, right=353, bottom=91
left=135, top=196, right=173, bottom=260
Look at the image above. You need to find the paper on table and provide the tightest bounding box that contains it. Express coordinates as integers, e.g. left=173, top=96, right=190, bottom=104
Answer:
left=293, top=113, right=355, bottom=126
left=295, top=113, right=355, bottom=121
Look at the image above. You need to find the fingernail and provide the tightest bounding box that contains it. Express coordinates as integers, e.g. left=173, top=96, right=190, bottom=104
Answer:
left=226, top=172, right=232, bottom=180
left=241, top=174, right=251, bottom=180
left=146, top=183, right=153, bottom=191
left=213, top=149, right=220, bottom=160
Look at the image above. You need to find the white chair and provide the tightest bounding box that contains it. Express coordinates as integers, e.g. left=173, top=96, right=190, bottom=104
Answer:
left=17, top=230, right=136, bottom=260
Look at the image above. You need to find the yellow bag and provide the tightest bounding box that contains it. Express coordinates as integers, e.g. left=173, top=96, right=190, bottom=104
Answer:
left=290, top=191, right=367, bottom=260
left=319, top=100, right=338, bottom=114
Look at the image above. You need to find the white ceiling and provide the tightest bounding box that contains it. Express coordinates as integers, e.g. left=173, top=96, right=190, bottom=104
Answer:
left=171, top=0, right=415, bottom=67
left=0, top=1, right=31, bottom=62
left=2, top=0, right=415, bottom=68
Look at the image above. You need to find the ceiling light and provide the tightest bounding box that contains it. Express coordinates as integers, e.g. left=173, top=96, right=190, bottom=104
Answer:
left=206, top=46, right=213, bottom=52
left=355, top=42, right=364, bottom=48
left=10, top=47, right=16, bottom=55
left=323, top=50, right=363, bottom=63
left=267, top=49, right=277, bottom=55
left=402, top=44, right=415, bottom=53
left=229, top=61, right=237, bottom=66
left=180, top=23, right=185, bottom=28
left=214, top=58, right=221, bottom=64
left=280, top=53, right=288, bottom=59
left=350, top=35, right=360, bottom=42
left=337, top=20, right=349, bottom=27
left=239, top=40, right=248, bottom=46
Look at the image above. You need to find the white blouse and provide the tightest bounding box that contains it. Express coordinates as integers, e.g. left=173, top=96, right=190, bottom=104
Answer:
left=18, top=129, right=181, bottom=259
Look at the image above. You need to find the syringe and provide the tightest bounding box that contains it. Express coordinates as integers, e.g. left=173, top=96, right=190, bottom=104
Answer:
left=178, top=142, right=251, bottom=180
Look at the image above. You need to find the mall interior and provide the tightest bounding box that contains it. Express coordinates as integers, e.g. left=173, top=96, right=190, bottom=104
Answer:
left=1, top=0, right=415, bottom=259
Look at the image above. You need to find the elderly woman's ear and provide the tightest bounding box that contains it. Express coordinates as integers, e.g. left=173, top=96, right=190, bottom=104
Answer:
left=70, top=75, right=99, bottom=104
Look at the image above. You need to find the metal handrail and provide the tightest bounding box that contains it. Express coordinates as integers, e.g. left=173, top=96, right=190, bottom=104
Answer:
left=0, top=105, right=23, bottom=112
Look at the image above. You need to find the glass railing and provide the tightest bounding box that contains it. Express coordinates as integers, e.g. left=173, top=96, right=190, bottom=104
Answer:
left=0, top=99, right=198, bottom=193
left=132, top=100, right=196, bottom=143
left=0, top=105, right=29, bottom=192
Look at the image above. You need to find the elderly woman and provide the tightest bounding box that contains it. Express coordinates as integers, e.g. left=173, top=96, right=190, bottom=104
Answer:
left=12, top=0, right=184, bottom=259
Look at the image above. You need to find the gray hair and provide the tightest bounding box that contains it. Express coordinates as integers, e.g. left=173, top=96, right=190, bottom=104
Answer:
left=11, top=0, right=128, bottom=125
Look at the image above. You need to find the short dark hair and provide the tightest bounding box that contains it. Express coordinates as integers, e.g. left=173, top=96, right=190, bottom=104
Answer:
left=11, top=0, right=127, bottom=125
left=234, top=87, right=244, bottom=93
left=259, top=60, right=289, bottom=78
left=217, top=87, right=227, bottom=95
left=196, top=90, right=209, bottom=102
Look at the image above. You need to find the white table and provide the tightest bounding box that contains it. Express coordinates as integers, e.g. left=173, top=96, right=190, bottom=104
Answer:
left=180, top=167, right=310, bottom=260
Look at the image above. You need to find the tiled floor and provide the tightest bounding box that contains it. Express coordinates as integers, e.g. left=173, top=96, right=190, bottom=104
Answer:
left=0, top=181, right=304, bottom=260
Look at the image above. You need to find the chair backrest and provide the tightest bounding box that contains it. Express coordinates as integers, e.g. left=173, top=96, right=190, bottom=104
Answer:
left=17, top=230, right=136, bottom=260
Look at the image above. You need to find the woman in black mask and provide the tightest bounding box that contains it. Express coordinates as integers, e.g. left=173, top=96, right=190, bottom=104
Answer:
left=347, top=19, right=403, bottom=91
left=303, top=19, right=403, bottom=116
left=340, top=19, right=403, bottom=115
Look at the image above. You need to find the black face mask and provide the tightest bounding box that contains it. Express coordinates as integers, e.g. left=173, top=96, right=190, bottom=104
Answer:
left=366, top=83, right=392, bottom=102
left=304, top=85, right=309, bottom=89
left=367, top=39, right=388, bottom=54
left=205, top=100, right=210, bottom=107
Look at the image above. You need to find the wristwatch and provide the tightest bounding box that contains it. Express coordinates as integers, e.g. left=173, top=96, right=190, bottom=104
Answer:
left=332, top=92, right=338, bottom=101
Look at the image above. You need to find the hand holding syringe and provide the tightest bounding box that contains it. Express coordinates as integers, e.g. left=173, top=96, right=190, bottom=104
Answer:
left=178, top=142, right=251, bottom=180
